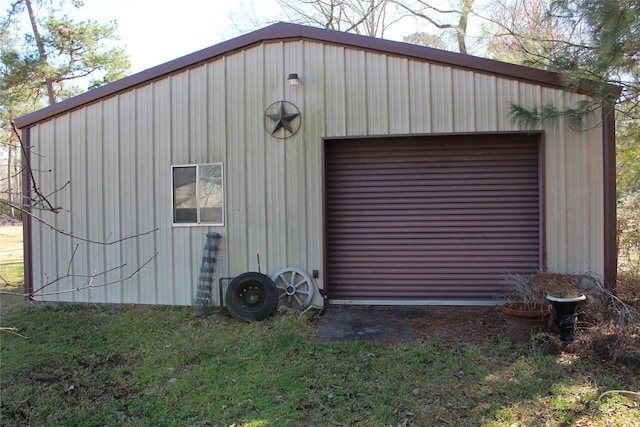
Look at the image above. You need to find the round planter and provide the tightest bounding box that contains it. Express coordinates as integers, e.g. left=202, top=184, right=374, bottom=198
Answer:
left=546, top=292, right=586, bottom=343
left=501, top=305, right=551, bottom=343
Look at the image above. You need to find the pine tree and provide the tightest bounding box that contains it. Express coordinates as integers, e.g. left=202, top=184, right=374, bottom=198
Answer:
left=1, top=0, right=131, bottom=218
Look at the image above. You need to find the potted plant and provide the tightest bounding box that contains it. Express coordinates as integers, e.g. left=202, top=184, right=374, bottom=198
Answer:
left=500, top=272, right=552, bottom=343
left=500, top=272, right=586, bottom=343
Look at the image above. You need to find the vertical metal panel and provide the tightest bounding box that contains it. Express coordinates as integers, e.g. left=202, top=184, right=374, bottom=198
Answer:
left=245, top=45, right=269, bottom=271
left=387, top=57, right=410, bottom=134
left=135, top=85, right=157, bottom=304
left=225, top=51, right=249, bottom=276
left=53, top=117, right=72, bottom=302
left=170, top=72, right=195, bottom=305
left=496, top=77, right=519, bottom=131
left=119, top=90, right=140, bottom=303
left=323, top=45, right=347, bottom=136
left=326, top=134, right=541, bottom=302
left=188, top=65, right=210, bottom=302
left=301, top=42, right=332, bottom=276
left=305, top=45, right=328, bottom=272
left=190, top=66, right=208, bottom=162
left=564, top=92, right=588, bottom=272
left=540, top=88, right=567, bottom=272
left=264, top=43, right=287, bottom=274
left=474, top=74, right=498, bottom=131
left=453, top=69, right=475, bottom=131
left=25, top=38, right=608, bottom=307
left=85, top=102, right=107, bottom=303
left=365, top=52, right=389, bottom=134
left=207, top=59, right=228, bottom=305
left=33, top=122, right=57, bottom=300
left=408, top=61, right=431, bottom=133
left=587, top=108, right=605, bottom=270
left=102, top=96, right=123, bottom=303
left=153, top=78, right=174, bottom=305
left=345, top=49, right=367, bottom=135
left=430, top=65, right=454, bottom=132
left=69, top=109, right=89, bottom=303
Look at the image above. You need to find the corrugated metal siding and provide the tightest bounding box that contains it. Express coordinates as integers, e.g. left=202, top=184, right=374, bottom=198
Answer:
left=25, top=38, right=605, bottom=306
left=325, top=134, right=541, bottom=302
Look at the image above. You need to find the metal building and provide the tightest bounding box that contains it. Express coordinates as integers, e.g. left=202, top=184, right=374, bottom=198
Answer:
left=15, top=22, right=616, bottom=307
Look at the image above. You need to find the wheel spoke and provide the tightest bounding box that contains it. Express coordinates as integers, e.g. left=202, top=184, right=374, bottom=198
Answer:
left=293, top=278, right=307, bottom=288
left=270, top=267, right=314, bottom=310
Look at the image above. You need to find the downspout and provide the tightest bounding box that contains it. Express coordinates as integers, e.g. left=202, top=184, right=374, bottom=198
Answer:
left=21, top=127, right=33, bottom=299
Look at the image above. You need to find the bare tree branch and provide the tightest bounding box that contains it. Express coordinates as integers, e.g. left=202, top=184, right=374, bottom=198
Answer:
left=10, top=120, right=62, bottom=213
left=30, top=251, right=159, bottom=299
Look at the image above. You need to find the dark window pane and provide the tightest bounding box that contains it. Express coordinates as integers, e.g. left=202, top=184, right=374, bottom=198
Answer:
left=173, top=166, right=197, bottom=223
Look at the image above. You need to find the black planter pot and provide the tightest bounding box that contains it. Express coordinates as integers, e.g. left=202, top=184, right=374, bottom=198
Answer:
left=546, top=293, right=586, bottom=343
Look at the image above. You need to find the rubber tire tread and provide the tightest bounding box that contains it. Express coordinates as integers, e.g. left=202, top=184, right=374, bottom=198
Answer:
left=225, top=272, right=279, bottom=322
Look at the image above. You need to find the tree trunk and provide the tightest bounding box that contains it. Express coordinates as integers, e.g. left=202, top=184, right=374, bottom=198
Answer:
left=456, top=0, right=474, bottom=55
left=25, top=0, right=57, bottom=105
left=6, top=112, right=16, bottom=220
left=6, top=143, right=14, bottom=220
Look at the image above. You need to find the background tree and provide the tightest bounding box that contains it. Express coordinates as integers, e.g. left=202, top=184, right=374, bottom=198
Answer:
left=271, top=0, right=405, bottom=37
left=0, top=0, right=130, bottom=220
left=484, top=0, right=638, bottom=131
left=230, top=0, right=477, bottom=52
left=392, top=0, right=476, bottom=53
left=479, top=0, right=563, bottom=64
left=2, top=0, right=130, bottom=106
left=402, top=31, right=447, bottom=49
left=0, top=25, right=29, bottom=221
left=0, top=0, right=152, bottom=301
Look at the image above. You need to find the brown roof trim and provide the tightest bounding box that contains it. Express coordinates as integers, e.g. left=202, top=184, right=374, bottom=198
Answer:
left=602, top=104, right=617, bottom=288
left=16, top=21, right=567, bottom=129
left=21, top=128, right=33, bottom=298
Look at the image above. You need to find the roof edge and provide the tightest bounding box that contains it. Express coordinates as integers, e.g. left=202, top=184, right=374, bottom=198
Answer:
left=16, top=22, right=568, bottom=128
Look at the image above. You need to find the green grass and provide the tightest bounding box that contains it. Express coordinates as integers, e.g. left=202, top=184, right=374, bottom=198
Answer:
left=0, top=262, right=23, bottom=287
left=1, top=305, right=638, bottom=426
left=0, top=224, right=24, bottom=288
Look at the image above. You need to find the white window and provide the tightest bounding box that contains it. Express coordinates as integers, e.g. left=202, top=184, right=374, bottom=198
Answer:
left=172, top=163, right=224, bottom=225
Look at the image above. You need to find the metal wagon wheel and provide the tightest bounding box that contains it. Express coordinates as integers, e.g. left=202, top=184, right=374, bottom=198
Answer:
left=270, top=267, right=314, bottom=310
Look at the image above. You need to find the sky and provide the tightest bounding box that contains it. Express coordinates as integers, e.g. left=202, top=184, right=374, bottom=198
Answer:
left=2, top=0, right=288, bottom=73
left=2, top=0, right=431, bottom=75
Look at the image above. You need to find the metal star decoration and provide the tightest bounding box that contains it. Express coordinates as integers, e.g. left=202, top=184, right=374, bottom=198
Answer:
left=264, top=101, right=301, bottom=138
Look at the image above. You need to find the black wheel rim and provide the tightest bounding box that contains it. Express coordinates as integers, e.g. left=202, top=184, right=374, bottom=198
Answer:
left=236, top=285, right=266, bottom=311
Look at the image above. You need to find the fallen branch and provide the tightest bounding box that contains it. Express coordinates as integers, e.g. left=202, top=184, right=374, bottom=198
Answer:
left=598, top=390, right=640, bottom=402
left=0, top=327, right=29, bottom=339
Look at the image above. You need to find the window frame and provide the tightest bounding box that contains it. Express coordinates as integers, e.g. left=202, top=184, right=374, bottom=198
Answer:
left=171, top=163, right=224, bottom=227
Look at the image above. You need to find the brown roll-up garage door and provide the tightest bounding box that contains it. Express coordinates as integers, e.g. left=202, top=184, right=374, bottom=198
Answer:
left=324, top=134, right=541, bottom=304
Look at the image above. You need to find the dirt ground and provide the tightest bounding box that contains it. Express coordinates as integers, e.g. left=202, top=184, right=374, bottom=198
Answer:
left=312, top=305, right=507, bottom=344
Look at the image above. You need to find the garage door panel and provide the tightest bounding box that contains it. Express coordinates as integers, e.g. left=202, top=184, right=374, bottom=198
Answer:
left=325, top=134, right=541, bottom=303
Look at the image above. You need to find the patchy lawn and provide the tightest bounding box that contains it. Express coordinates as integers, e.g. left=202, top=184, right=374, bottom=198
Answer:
left=2, top=225, right=639, bottom=425
left=1, top=305, right=639, bottom=426
left=0, top=224, right=25, bottom=318
left=0, top=224, right=23, bottom=287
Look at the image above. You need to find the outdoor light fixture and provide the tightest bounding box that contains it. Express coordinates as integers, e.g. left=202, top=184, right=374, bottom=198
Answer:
left=287, top=73, right=300, bottom=85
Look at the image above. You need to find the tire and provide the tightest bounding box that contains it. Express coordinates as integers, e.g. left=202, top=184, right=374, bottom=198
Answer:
left=225, top=272, right=279, bottom=321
